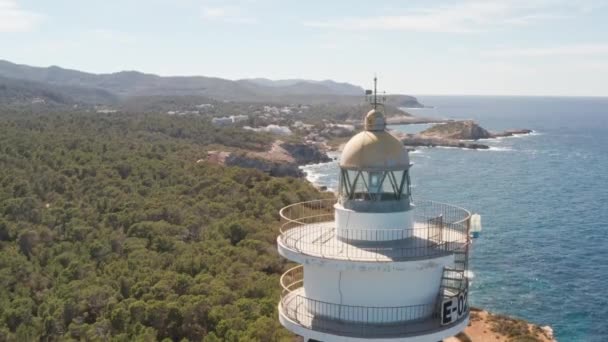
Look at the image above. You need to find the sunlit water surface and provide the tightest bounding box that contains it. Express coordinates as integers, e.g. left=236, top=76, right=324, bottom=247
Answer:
left=301, top=96, right=608, bottom=341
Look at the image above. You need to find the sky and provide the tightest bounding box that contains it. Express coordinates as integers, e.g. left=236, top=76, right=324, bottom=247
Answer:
left=1, top=0, right=608, bottom=96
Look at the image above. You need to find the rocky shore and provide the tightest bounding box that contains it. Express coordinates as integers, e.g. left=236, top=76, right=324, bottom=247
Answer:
left=202, top=120, right=532, bottom=175
left=396, top=120, right=533, bottom=150
left=203, top=140, right=331, bottom=177
left=491, top=129, right=534, bottom=138
left=445, top=308, right=555, bottom=342
left=399, top=134, right=491, bottom=149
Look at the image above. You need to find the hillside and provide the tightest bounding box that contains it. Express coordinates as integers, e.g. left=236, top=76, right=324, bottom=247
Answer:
left=240, top=78, right=364, bottom=95
left=0, top=76, right=117, bottom=106
left=0, top=109, right=329, bottom=341
left=0, top=60, right=424, bottom=107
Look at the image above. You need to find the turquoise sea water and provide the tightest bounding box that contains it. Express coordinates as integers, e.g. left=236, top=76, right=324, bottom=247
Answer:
left=301, top=96, right=608, bottom=341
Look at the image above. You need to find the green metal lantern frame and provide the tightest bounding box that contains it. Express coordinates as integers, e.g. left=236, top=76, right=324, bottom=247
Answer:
left=339, top=168, right=412, bottom=202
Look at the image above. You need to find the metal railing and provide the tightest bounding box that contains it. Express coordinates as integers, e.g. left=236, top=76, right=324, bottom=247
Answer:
left=279, top=199, right=471, bottom=226
left=279, top=199, right=471, bottom=261
left=280, top=265, right=467, bottom=338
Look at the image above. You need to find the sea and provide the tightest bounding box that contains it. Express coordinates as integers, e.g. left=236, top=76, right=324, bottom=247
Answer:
left=301, top=96, right=608, bottom=341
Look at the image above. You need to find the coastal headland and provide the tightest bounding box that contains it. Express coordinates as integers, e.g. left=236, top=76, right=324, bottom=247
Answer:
left=445, top=308, right=555, bottom=342
left=394, top=120, right=533, bottom=150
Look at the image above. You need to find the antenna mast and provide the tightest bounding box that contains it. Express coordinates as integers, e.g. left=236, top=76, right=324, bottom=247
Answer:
left=365, top=75, right=385, bottom=110
left=373, top=76, right=377, bottom=110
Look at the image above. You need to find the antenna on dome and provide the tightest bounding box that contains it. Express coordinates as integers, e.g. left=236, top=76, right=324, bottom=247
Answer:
left=373, top=75, right=377, bottom=109
left=365, top=75, right=386, bottom=110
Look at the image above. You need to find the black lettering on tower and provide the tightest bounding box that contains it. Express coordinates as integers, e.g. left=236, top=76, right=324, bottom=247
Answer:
left=442, top=300, right=452, bottom=324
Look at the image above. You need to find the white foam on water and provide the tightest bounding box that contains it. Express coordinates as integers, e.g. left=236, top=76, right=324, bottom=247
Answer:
left=434, top=146, right=462, bottom=150
left=304, top=171, right=321, bottom=182
left=477, top=130, right=541, bottom=142
left=500, top=130, right=542, bottom=139
left=484, top=146, right=514, bottom=152
left=435, top=146, right=497, bottom=151
left=300, top=160, right=340, bottom=190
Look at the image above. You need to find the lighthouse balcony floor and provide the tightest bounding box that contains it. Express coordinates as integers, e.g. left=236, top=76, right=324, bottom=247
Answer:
left=279, top=221, right=468, bottom=262
left=279, top=200, right=471, bottom=262
left=279, top=284, right=469, bottom=340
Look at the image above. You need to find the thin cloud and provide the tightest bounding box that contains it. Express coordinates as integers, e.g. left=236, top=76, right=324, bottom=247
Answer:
left=303, top=0, right=593, bottom=33
left=0, top=0, right=42, bottom=32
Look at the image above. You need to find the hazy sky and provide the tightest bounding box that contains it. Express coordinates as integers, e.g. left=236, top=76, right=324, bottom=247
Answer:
left=2, top=0, right=608, bottom=96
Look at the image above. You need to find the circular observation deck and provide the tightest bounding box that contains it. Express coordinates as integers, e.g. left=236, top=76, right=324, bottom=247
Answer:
left=278, top=199, right=471, bottom=263
left=279, top=265, right=469, bottom=341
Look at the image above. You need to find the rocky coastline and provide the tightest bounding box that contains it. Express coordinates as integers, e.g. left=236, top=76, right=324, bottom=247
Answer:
left=203, top=141, right=331, bottom=178
left=202, top=119, right=533, bottom=177
left=395, top=120, right=533, bottom=150
left=444, top=308, right=556, bottom=342
left=398, top=134, right=492, bottom=149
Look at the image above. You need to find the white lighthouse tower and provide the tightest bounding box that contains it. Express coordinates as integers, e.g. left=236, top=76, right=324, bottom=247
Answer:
left=277, top=80, right=472, bottom=341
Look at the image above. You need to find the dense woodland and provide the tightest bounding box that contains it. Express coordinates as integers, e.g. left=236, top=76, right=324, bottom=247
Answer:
left=0, top=110, right=327, bottom=341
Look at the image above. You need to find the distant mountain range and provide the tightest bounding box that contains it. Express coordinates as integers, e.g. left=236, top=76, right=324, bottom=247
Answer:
left=0, top=60, right=422, bottom=107
left=240, top=78, right=364, bottom=96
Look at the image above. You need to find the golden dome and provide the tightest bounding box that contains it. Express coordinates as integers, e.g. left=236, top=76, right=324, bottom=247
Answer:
left=340, top=130, right=410, bottom=171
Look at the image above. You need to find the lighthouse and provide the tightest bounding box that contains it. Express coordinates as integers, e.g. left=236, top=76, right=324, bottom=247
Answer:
left=277, top=81, right=472, bottom=341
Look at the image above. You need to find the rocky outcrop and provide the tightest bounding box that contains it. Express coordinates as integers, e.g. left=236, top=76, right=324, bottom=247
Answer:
left=280, top=142, right=331, bottom=165
left=202, top=141, right=330, bottom=178
left=491, top=129, right=533, bottom=138
left=399, top=134, right=490, bottom=150
left=420, top=120, right=492, bottom=140
left=420, top=121, right=533, bottom=140
left=385, top=94, right=424, bottom=108
left=394, top=121, right=533, bottom=150
left=445, top=308, right=556, bottom=342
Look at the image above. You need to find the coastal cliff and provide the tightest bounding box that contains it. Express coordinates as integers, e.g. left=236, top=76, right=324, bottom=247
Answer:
left=399, top=134, right=491, bottom=149
left=396, top=121, right=532, bottom=150
left=204, top=140, right=330, bottom=177
left=420, top=120, right=492, bottom=140
left=445, top=308, right=555, bottom=342
left=279, top=142, right=331, bottom=165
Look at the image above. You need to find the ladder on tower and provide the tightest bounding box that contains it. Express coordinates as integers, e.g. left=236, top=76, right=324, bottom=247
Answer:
left=438, top=266, right=469, bottom=325
left=453, top=246, right=468, bottom=271
left=438, top=215, right=470, bottom=299
left=440, top=267, right=466, bottom=295
left=453, top=217, right=471, bottom=271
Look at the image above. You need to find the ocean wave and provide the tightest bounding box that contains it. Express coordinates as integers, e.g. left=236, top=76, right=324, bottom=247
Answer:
left=500, top=131, right=540, bottom=139
left=433, top=146, right=489, bottom=151
left=303, top=171, right=321, bottom=182
left=301, top=161, right=337, bottom=168
left=484, top=146, right=514, bottom=152
left=432, top=145, right=515, bottom=152
left=478, top=130, right=541, bottom=141
left=434, top=146, right=465, bottom=150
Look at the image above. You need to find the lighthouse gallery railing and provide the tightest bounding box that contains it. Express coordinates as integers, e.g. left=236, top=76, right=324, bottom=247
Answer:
left=280, top=265, right=468, bottom=337
left=279, top=199, right=471, bottom=261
